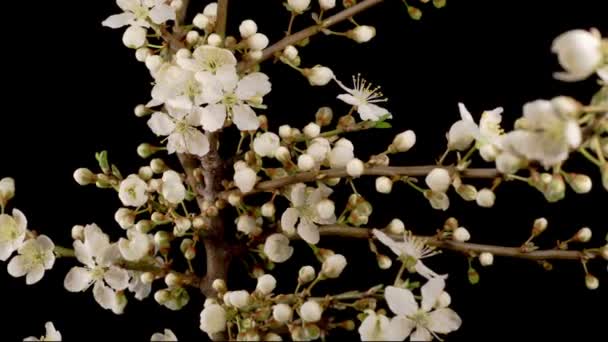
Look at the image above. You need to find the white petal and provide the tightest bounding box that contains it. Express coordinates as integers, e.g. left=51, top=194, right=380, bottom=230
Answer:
left=427, top=308, right=462, bottom=334
left=235, top=72, right=271, bottom=100
left=337, top=93, right=361, bottom=106
left=64, top=267, right=93, bottom=292
left=93, top=281, right=116, bottom=310
left=7, top=255, right=28, bottom=277
left=36, top=235, right=55, bottom=251
left=290, top=183, right=307, bottom=207
left=44, top=322, right=62, bottom=341
left=384, top=286, right=418, bottom=316
left=148, top=112, right=176, bottom=136
left=149, top=4, right=176, bottom=24
left=421, top=277, right=446, bottom=312
left=297, top=219, right=320, bottom=244
left=73, top=240, right=94, bottom=267
left=387, top=315, right=416, bottom=341
left=102, top=12, right=135, bottom=28
left=186, top=107, right=204, bottom=126
left=0, top=242, right=12, bottom=261
left=215, top=65, right=239, bottom=92
left=358, top=103, right=390, bottom=121
left=26, top=264, right=45, bottom=285
left=280, top=208, right=299, bottom=232
left=414, top=260, right=446, bottom=280
left=201, top=104, right=227, bottom=132
left=359, top=312, right=391, bottom=341
left=231, top=104, right=259, bottom=131
left=12, top=208, right=28, bottom=233
left=184, top=129, right=210, bottom=157
left=104, top=266, right=130, bottom=290
left=410, top=327, right=432, bottom=341
left=84, top=224, right=111, bottom=259
left=372, top=229, right=404, bottom=257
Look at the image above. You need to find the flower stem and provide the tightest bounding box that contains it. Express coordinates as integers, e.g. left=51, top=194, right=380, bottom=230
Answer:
left=54, top=246, right=75, bottom=258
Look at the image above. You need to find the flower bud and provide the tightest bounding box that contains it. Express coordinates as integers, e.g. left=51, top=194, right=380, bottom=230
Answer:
left=150, top=158, right=168, bottom=173
left=288, top=0, right=311, bottom=13
left=386, top=219, right=405, bottom=235
left=273, top=303, right=293, bottom=323
left=300, top=300, right=323, bottom=322
left=228, top=290, right=251, bottom=308
left=377, top=254, right=392, bottom=269
left=456, top=184, right=477, bottom=201
left=390, top=130, right=416, bottom=153
left=122, top=26, right=147, bottom=49
left=425, top=168, right=451, bottom=193
left=186, top=30, right=200, bottom=45
left=315, top=107, right=333, bottom=126
left=444, top=217, right=459, bottom=231
left=346, top=158, right=365, bottom=178
left=137, top=143, right=157, bottom=159
left=566, top=173, right=592, bottom=194
left=154, top=231, right=171, bottom=249
left=303, top=122, right=321, bottom=138
left=532, top=217, right=548, bottom=236
left=297, top=154, right=316, bottom=171
left=476, top=188, right=496, bottom=208
left=237, top=215, right=257, bottom=235
left=135, top=48, right=151, bottom=62
left=203, top=3, right=218, bottom=17
left=73, top=168, right=97, bottom=186
left=298, top=265, right=316, bottom=284
left=136, top=219, right=154, bottom=233
left=283, top=45, right=298, bottom=60
left=239, top=19, right=258, bottom=38
left=145, top=55, right=162, bottom=71
left=256, top=274, right=277, bottom=295
left=165, top=273, right=181, bottom=287
left=140, top=272, right=155, bottom=284
left=321, top=254, right=347, bottom=278
left=303, top=65, right=334, bottom=86
left=316, top=199, right=335, bottom=220
left=602, top=164, right=608, bottom=191
left=206, top=33, right=221, bottom=47
left=543, top=175, right=566, bottom=202
left=551, top=29, right=602, bottom=82
left=318, top=0, right=336, bottom=10
left=575, top=227, right=592, bottom=242
left=600, top=245, right=608, bottom=260
left=479, top=252, right=494, bottom=266
left=375, top=176, right=393, bottom=194
left=585, top=274, right=599, bottom=290
left=278, top=125, right=292, bottom=139
left=436, top=291, right=451, bottom=308
left=260, top=202, right=276, bottom=218
left=347, top=25, right=376, bottom=43
left=453, top=227, right=471, bottom=242
left=193, top=13, right=209, bottom=29
left=115, top=208, right=135, bottom=229
left=154, top=289, right=170, bottom=304
left=134, top=104, right=149, bottom=117
left=212, top=278, right=227, bottom=294
left=274, top=146, right=291, bottom=163
left=0, top=177, right=14, bottom=206
left=248, top=33, right=269, bottom=50
left=71, top=225, right=84, bottom=241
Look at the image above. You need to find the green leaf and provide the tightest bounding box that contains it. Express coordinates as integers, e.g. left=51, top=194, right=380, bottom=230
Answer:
left=375, top=121, right=392, bottom=129
left=111, top=164, right=123, bottom=180
left=468, top=266, right=480, bottom=285
left=95, top=151, right=110, bottom=174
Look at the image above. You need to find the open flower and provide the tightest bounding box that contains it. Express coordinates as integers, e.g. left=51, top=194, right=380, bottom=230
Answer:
left=373, top=229, right=444, bottom=280
left=198, top=66, right=271, bottom=132
left=7, top=234, right=55, bottom=285
left=0, top=208, right=27, bottom=261
left=149, top=66, right=206, bottom=108
left=102, top=0, right=176, bottom=28
left=24, top=322, right=62, bottom=342
left=263, top=233, right=294, bottom=263
left=280, top=183, right=336, bottom=244
left=385, top=278, right=462, bottom=341
left=128, top=270, right=152, bottom=300
left=64, top=224, right=129, bottom=314
left=179, top=45, right=237, bottom=74
left=148, top=104, right=210, bottom=157
left=447, top=103, right=504, bottom=160
left=118, top=230, right=150, bottom=261
left=118, top=175, right=149, bottom=207
left=551, top=29, right=603, bottom=82
left=334, top=74, right=390, bottom=121
left=161, top=170, right=186, bottom=204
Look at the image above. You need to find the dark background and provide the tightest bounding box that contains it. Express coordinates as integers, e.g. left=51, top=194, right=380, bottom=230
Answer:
left=1, top=0, right=607, bottom=340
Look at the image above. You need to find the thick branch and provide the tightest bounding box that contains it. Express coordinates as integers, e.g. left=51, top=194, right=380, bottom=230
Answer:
left=215, top=0, right=229, bottom=37
left=224, top=165, right=499, bottom=198
left=315, top=225, right=601, bottom=261
left=239, top=0, right=385, bottom=71
left=176, top=0, right=190, bottom=25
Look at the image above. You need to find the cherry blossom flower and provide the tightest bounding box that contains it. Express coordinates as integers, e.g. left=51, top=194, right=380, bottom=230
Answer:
left=128, top=270, right=152, bottom=300
left=280, top=183, right=336, bottom=244
left=447, top=103, right=504, bottom=160
left=118, top=230, right=151, bottom=261
left=358, top=310, right=391, bottom=341
left=23, top=322, right=62, bottom=342
left=385, top=278, right=461, bottom=341
left=161, top=170, right=186, bottom=204
left=147, top=104, right=209, bottom=157
left=373, top=229, right=444, bottom=280
left=7, top=234, right=55, bottom=285
left=200, top=304, right=227, bottom=335
left=334, top=74, right=391, bottom=121
left=551, top=29, right=603, bottom=82
left=178, top=46, right=237, bottom=74
left=0, top=209, right=27, bottom=261
left=64, top=224, right=129, bottom=314
left=263, top=233, right=294, bottom=263
left=102, top=0, right=176, bottom=29
left=118, top=175, right=149, bottom=207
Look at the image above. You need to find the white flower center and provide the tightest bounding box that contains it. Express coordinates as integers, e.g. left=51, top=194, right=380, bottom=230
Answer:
left=410, top=309, right=430, bottom=327
left=133, top=6, right=150, bottom=21
left=91, top=266, right=106, bottom=281
left=351, top=73, right=387, bottom=104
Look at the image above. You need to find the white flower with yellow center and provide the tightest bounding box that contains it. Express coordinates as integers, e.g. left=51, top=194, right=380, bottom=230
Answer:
left=7, top=234, right=55, bottom=285
left=179, top=46, right=237, bottom=75
left=198, top=66, right=271, bottom=132
left=334, top=74, right=391, bottom=121
left=149, top=65, right=206, bottom=108
left=280, top=183, right=336, bottom=244
left=102, top=0, right=176, bottom=29
left=447, top=103, right=504, bottom=161
left=24, top=322, right=62, bottom=342
left=372, top=229, right=444, bottom=280
left=385, top=278, right=462, bottom=341
left=118, top=175, right=149, bottom=207
left=148, top=104, right=210, bottom=157
left=64, top=224, right=129, bottom=314
left=0, top=209, right=27, bottom=261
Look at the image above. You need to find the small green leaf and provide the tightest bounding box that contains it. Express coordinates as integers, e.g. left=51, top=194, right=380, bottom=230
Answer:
left=375, top=121, right=392, bottom=129
left=95, top=151, right=110, bottom=174
left=468, top=266, right=480, bottom=285
left=111, top=164, right=123, bottom=180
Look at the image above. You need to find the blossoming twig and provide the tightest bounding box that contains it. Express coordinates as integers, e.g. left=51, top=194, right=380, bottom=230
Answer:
left=239, top=0, right=385, bottom=71
left=314, top=225, right=602, bottom=261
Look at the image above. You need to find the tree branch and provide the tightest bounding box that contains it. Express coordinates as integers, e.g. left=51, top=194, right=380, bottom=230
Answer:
left=223, top=165, right=500, bottom=198
left=176, top=0, right=190, bottom=26
left=215, top=0, right=229, bottom=37
left=239, top=0, right=385, bottom=71
left=315, top=225, right=601, bottom=261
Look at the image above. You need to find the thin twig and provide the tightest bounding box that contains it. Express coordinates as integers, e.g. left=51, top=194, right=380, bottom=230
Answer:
left=239, top=0, right=385, bottom=71
left=216, top=0, right=229, bottom=37
left=315, top=225, right=601, bottom=261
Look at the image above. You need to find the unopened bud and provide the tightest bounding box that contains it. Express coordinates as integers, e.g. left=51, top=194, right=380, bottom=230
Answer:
left=138, top=166, right=154, bottom=181
left=261, top=202, right=276, bottom=217
left=137, top=143, right=158, bottom=159
left=154, top=231, right=171, bottom=249
left=444, top=217, right=458, bottom=231
left=298, top=265, right=316, bottom=284
left=566, top=173, right=592, bottom=194
left=453, top=227, right=470, bottom=242
left=186, top=30, right=200, bottom=45
left=315, top=107, right=333, bottom=126
left=600, top=245, right=608, bottom=260
left=73, top=168, right=97, bottom=186
left=154, top=289, right=170, bottom=304
left=532, top=217, right=548, bottom=236
left=377, top=255, right=392, bottom=269
left=386, top=219, right=405, bottom=235
left=456, top=184, right=477, bottom=201
left=479, top=252, right=494, bottom=266
left=140, top=272, right=155, bottom=284
left=71, top=225, right=85, bottom=240
left=375, top=176, right=393, bottom=194
left=476, top=188, right=496, bottom=208
left=136, top=220, right=154, bottom=233
left=165, top=273, right=181, bottom=287
left=575, top=227, right=592, bottom=242
left=150, top=158, right=168, bottom=173
left=212, top=278, right=227, bottom=293
left=585, top=274, right=599, bottom=290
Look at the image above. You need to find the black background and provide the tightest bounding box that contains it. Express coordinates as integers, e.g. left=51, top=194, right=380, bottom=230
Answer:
left=1, top=0, right=607, bottom=340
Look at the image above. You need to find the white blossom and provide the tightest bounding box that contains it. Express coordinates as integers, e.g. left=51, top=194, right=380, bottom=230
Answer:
left=425, top=168, right=451, bottom=193
left=227, top=290, right=250, bottom=308
left=280, top=183, right=336, bottom=244
left=448, top=103, right=503, bottom=159
left=193, top=13, right=209, bottom=29
left=305, top=65, right=334, bottom=86
left=321, top=254, right=347, bottom=278
left=234, top=165, right=257, bottom=193
left=122, top=25, right=147, bottom=48
left=373, top=229, right=444, bottom=280
left=298, top=265, right=316, bottom=283
left=392, top=130, right=416, bottom=152
left=161, top=170, right=186, bottom=204
left=128, top=270, right=152, bottom=300
left=236, top=215, right=257, bottom=234
left=375, top=176, right=393, bottom=194
left=358, top=310, right=391, bottom=341
left=256, top=274, right=277, bottom=295
left=64, top=224, right=129, bottom=314
left=479, top=252, right=494, bottom=266
left=334, top=74, right=390, bottom=121
left=300, top=300, right=323, bottom=322
left=288, top=0, right=311, bottom=13
left=0, top=209, right=27, bottom=261
left=453, top=227, right=470, bottom=242
left=348, top=25, right=376, bottom=43
left=151, top=329, right=178, bottom=341
left=298, top=154, right=316, bottom=171
left=273, top=303, right=293, bottom=323
left=198, top=65, right=270, bottom=132
left=385, top=278, right=462, bottom=341
left=200, top=304, right=227, bottom=335
left=149, top=65, right=206, bottom=108
left=263, top=233, right=294, bottom=263
left=283, top=45, right=299, bottom=60
left=23, top=322, right=62, bottom=342
left=102, top=0, right=176, bottom=29
left=328, top=141, right=355, bottom=168
left=239, top=19, right=258, bottom=38
left=551, top=29, right=603, bottom=82
left=118, top=175, right=149, bottom=207
left=476, top=188, right=495, bottom=208
left=303, top=122, right=321, bottom=138
left=253, top=132, right=281, bottom=157
left=147, top=104, right=209, bottom=157
left=319, top=0, right=336, bottom=10
left=118, top=230, right=150, bottom=261
left=346, top=158, right=365, bottom=177
left=0, top=177, right=15, bottom=204
left=248, top=33, right=270, bottom=50
left=7, top=234, right=55, bottom=285
left=307, top=138, right=331, bottom=162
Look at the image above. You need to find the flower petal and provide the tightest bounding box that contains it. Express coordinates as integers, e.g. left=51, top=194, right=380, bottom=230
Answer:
left=93, top=281, right=116, bottom=310
left=73, top=240, right=94, bottom=267
left=387, top=315, right=416, bottom=341
left=64, top=266, right=93, bottom=292
left=36, top=235, right=55, bottom=251
left=149, top=4, right=176, bottom=24
left=384, top=286, right=418, bottom=316
left=297, top=219, right=320, bottom=245
left=337, top=94, right=361, bottom=106
left=184, top=129, right=210, bottom=157
left=372, top=229, right=404, bottom=257
left=26, top=264, right=45, bottom=285
left=235, top=72, right=271, bottom=100
left=7, top=255, right=28, bottom=277
left=231, top=104, right=259, bottom=131
left=102, top=12, right=135, bottom=28
left=421, top=277, right=446, bottom=312
left=201, top=104, right=227, bottom=132
left=148, top=112, right=176, bottom=136
left=427, top=308, right=462, bottom=334
left=280, top=208, right=299, bottom=233
left=410, top=327, right=432, bottom=341
left=358, top=103, right=390, bottom=121
left=104, top=266, right=130, bottom=290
